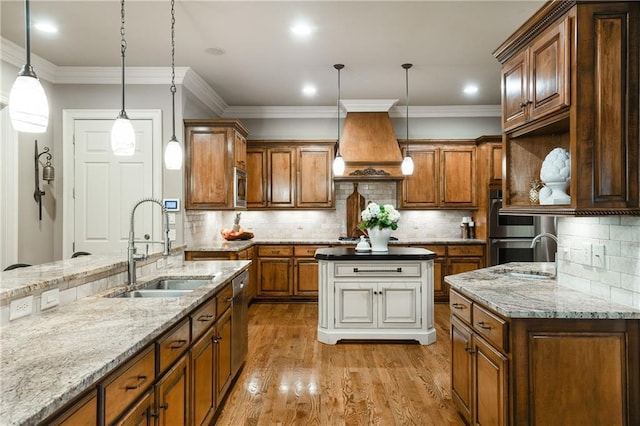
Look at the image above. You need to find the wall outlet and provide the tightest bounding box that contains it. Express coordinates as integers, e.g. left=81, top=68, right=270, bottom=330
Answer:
left=592, top=243, right=606, bottom=268
left=9, top=296, right=33, bottom=320
left=156, top=258, right=165, bottom=269
left=168, top=229, right=176, bottom=241
left=572, top=242, right=592, bottom=266
left=41, top=288, right=60, bottom=311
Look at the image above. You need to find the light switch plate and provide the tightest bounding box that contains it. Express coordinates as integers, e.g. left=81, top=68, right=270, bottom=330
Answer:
left=10, top=296, right=33, bottom=320
left=592, top=243, right=605, bottom=268
left=168, top=213, right=176, bottom=225
left=41, top=288, right=60, bottom=310
left=168, top=229, right=177, bottom=241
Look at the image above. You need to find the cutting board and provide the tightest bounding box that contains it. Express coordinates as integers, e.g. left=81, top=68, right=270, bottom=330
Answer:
left=346, top=183, right=366, bottom=237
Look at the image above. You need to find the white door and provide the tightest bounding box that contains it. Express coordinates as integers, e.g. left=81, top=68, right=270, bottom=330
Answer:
left=73, top=118, right=156, bottom=256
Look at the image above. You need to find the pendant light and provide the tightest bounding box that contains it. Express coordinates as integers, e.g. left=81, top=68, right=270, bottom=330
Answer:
left=111, top=0, right=136, bottom=156
left=164, top=0, right=183, bottom=170
left=9, top=0, right=49, bottom=133
left=401, top=63, right=414, bottom=175
left=332, top=64, right=345, bottom=176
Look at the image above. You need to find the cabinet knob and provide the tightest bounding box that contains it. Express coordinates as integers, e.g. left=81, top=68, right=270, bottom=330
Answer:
left=465, top=346, right=476, bottom=354
left=519, top=102, right=527, bottom=108
left=159, top=403, right=169, bottom=410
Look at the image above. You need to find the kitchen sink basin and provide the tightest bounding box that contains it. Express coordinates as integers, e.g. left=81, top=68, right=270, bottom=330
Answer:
left=115, top=289, right=194, bottom=298
left=109, top=278, right=214, bottom=298
left=506, top=271, right=552, bottom=279
left=141, top=278, right=213, bottom=291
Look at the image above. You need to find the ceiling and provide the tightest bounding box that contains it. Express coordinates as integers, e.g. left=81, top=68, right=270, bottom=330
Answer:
left=1, top=1, right=545, bottom=108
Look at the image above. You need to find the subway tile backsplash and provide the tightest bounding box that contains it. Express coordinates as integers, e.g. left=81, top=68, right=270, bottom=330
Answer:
left=557, top=216, right=640, bottom=309
left=183, top=181, right=472, bottom=244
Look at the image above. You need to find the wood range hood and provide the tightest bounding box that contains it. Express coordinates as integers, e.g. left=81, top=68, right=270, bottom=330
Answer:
left=335, top=100, right=404, bottom=181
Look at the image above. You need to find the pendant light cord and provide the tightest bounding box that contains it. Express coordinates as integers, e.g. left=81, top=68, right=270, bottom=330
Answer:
left=119, top=0, right=128, bottom=118
left=334, top=64, right=344, bottom=155
left=402, top=63, right=412, bottom=153
left=24, top=0, right=31, bottom=67
left=170, top=0, right=177, bottom=140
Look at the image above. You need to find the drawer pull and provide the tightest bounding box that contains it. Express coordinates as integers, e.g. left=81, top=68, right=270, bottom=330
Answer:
left=197, top=314, right=214, bottom=322
left=476, top=321, right=492, bottom=330
left=213, top=335, right=223, bottom=343
left=169, top=339, right=188, bottom=349
left=224, top=297, right=233, bottom=303
left=353, top=267, right=402, bottom=273
left=451, top=303, right=465, bottom=309
left=465, top=346, right=476, bottom=354
left=124, top=375, right=148, bottom=391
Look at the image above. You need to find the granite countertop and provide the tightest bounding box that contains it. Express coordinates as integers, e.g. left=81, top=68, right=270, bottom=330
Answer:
left=186, top=238, right=486, bottom=252
left=445, top=262, right=640, bottom=320
left=315, top=247, right=437, bottom=261
left=0, top=260, right=250, bottom=426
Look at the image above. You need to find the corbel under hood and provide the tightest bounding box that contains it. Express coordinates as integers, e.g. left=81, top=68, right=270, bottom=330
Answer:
left=335, top=100, right=404, bottom=180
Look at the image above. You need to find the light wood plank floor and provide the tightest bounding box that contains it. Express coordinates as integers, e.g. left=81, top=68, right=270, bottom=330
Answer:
left=215, top=303, right=464, bottom=425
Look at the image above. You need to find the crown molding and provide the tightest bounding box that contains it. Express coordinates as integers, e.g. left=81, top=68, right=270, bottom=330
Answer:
left=54, top=66, right=189, bottom=85
left=182, top=68, right=227, bottom=117
left=222, top=106, right=337, bottom=119
left=341, top=99, right=399, bottom=112
left=389, top=104, right=501, bottom=118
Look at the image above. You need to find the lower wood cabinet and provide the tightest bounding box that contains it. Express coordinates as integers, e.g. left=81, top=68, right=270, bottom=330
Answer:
left=114, top=390, right=154, bottom=426
left=412, top=244, right=485, bottom=302
left=48, top=389, right=98, bottom=426
left=256, top=244, right=327, bottom=300
left=155, top=354, right=190, bottom=425
left=450, top=288, right=640, bottom=425
left=214, top=307, right=233, bottom=405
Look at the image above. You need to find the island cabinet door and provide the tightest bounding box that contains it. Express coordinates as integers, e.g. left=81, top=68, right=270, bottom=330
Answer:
left=334, top=282, right=376, bottom=328
left=378, top=282, right=421, bottom=328
left=473, top=335, right=508, bottom=426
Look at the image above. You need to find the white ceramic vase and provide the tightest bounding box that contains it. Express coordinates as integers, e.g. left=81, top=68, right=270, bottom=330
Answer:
left=368, top=227, right=392, bottom=252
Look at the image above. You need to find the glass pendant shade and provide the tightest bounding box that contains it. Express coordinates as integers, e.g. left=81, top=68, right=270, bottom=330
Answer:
left=332, top=154, right=345, bottom=176
left=164, top=137, right=183, bottom=170
left=9, top=72, right=49, bottom=133
left=111, top=113, right=135, bottom=156
left=401, top=155, right=414, bottom=175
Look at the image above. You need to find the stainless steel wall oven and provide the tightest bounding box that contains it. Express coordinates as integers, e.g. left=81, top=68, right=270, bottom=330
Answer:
left=488, top=189, right=557, bottom=266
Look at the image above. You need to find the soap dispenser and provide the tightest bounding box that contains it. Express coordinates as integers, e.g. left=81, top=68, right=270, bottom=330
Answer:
left=356, top=235, right=371, bottom=251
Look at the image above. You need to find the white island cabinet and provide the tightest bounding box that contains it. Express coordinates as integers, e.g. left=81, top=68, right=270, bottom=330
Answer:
left=315, top=247, right=437, bottom=345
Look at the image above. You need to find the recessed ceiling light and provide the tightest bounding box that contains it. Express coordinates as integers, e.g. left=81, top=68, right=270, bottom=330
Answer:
left=291, top=23, right=312, bottom=37
left=463, top=84, right=479, bottom=95
left=302, top=85, right=317, bottom=96
left=34, top=22, right=58, bottom=33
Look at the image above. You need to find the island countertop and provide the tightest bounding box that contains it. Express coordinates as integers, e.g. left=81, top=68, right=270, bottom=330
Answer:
left=314, top=246, right=437, bottom=261
left=445, top=262, right=640, bottom=320
left=0, top=260, right=250, bottom=426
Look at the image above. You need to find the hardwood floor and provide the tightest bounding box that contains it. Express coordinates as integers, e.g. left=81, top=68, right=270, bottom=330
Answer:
left=215, top=303, right=463, bottom=425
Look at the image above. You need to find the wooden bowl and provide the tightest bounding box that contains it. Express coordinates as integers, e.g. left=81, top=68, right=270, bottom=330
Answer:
left=221, top=231, right=254, bottom=241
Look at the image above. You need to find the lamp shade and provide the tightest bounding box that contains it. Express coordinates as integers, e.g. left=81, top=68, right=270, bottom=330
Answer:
left=164, top=137, right=183, bottom=170
left=111, top=115, right=136, bottom=156
left=332, top=154, right=345, bottom=176
left=401, top=155, right=414, bottom=175
left=9, top=74, right=49, bottom=133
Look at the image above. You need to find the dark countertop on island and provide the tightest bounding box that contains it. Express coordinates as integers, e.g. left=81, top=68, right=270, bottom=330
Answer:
left=314, top=247, right=437, bottom=261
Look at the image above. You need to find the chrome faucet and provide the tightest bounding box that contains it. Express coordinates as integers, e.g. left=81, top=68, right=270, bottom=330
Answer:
left=530, top=232, right=559, bottom=277
left=128, top=198, right=171, bottom=285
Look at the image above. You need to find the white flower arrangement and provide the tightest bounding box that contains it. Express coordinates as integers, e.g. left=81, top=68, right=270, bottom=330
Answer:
left=358, top=202, right=400, bottom=231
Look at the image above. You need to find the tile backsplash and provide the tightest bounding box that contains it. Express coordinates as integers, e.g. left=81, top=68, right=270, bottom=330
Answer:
left=557, top=216, right=640, bottom=309
left=184, top=181, right=473, bottom=243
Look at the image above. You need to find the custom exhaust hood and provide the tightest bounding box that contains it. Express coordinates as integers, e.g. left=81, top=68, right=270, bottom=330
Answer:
left=335, top=100, right=404, bottom=180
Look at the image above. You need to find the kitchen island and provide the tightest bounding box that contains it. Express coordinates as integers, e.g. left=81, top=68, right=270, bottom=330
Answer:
left=445, top=263, right=640, bottom=426
left=0, top=260, right=250, bottom=425
left=314, top=247, right=437, bottom=345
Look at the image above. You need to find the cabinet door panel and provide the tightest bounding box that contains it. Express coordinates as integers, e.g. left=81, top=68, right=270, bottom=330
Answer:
left=440, top=149, right=476, bottom=207
left=113, top=391, right=154, bottom=426
left=474, top=336, right=507, bottom=426
left=297, top=147, right=333, bottom=207
left=191, top=330, right=216, bottom=426
left=49, top=391, right=98, bottom=426
left=215, top=309, right=233, bottom=404
left=188, top=130, right=230, bottom=208
left=334, top=283, right=375, bottom=328
left=246, top=149, right=266, bottom=207
left=268, top=149, right=295, bottom=207
left=379, top=283, right=421, bottom=328
left=501, top=50, right=528, bottom=131
left=401, top=148, right=439, bottom=207
left=450, top=316, right=472, bottom=424
left=294, top=259, right=319, bottom=296
left=449, top=257, right=484, bottom=276
left=156, top=354, right=189, bottom=426
left=258, top=258, right=292, bottom=296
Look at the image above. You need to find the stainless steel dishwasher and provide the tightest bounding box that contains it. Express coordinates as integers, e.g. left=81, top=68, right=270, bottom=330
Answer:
left=231, top=269, right=249, bottom=376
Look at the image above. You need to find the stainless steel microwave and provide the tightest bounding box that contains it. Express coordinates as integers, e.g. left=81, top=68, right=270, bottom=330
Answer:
left=234, top=168, right=247, bottom=208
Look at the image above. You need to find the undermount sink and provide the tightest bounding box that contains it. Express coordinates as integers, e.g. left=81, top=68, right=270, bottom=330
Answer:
left=492, top=268, right=554, bottom=280
left=110, top=278, right=214, bottom=298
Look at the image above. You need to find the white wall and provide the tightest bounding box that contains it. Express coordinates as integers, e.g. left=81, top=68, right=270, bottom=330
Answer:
left=557, top=217, right=640, bottom=309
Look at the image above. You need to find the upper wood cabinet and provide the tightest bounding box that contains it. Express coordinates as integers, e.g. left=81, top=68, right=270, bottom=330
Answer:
left=246, top=141, right=334, bottom=209
left=495, top=1, right=640, bottom=215
left=399, top=142, right=476, bottom=209
left=501, top=16, right=571, bottom=132
left=184, top=119, right=249, bottom=210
